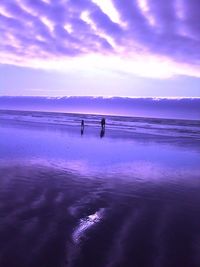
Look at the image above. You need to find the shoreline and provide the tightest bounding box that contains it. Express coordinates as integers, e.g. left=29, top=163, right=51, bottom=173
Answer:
left=0, top=116, right=200, bottom=144
left=1, top=108, right=200, bottom=122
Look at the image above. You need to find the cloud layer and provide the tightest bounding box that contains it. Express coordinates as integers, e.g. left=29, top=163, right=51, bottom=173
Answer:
left=0, top=0, right=200, bottom=76
left=0, top=96, right=200, bottom=120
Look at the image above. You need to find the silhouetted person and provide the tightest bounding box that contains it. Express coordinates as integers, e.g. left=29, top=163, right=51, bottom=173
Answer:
left=101, top=118, right=106, bottom=129
left=81, top=120, right=84, bottom=128
left=81, top=119, right=84, bottom=135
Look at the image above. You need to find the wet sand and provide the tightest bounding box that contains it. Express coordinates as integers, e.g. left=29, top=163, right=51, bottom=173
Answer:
left=0, top=116, right=200, bottom=267
left=1, top=164, right=200, bottom=267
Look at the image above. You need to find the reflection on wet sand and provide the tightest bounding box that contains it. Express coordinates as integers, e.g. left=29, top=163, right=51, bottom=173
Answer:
left=100, top=128, right=105, bottom=138
left=0, top=165, right=200, bottom=267
left=72, top=208, right=105, bottom=244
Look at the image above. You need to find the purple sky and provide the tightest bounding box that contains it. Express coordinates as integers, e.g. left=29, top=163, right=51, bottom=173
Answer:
left=0, top=0, right=200, bottom=97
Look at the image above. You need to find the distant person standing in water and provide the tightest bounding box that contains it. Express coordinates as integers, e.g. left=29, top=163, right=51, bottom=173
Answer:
left=100, top=118, right=105, bottom=138
left=81, top=120, right=84, bottom=128
left=81, top=119, right=84, bottom=135
left=101, top=118, right=106, bottom=129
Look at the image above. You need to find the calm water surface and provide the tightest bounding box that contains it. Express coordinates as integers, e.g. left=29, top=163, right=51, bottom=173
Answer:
left=0, top=113, right=200, bottom=267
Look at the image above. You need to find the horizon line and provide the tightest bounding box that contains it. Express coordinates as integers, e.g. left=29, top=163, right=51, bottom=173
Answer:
left=1, top=96, right=200, bottom=99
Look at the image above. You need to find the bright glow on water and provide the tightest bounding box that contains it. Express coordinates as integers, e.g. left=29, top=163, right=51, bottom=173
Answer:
left=72, top=209, right=105, bottom=244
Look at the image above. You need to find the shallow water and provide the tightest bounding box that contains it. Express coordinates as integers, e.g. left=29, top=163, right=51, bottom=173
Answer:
left=0, top=112, right=200, bottom=267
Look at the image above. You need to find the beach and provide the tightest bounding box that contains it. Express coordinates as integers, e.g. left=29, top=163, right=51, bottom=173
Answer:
left=0, top=110, right=200, bottom=267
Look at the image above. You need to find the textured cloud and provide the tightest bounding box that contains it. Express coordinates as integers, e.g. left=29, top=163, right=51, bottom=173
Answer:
left=0, top=0, right=200, bottom=76
left=0, top=96, right=200, bottom=120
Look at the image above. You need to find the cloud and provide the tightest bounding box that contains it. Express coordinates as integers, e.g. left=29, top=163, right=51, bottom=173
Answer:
left=0, top=0, right=200, bottom=77
left=0, top=96, right=200, bottom=120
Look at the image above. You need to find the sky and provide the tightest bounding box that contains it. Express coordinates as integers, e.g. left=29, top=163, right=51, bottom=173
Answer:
left=0, top=0, right=200, bottom=97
